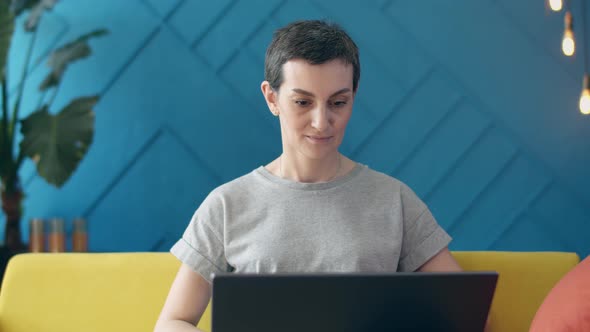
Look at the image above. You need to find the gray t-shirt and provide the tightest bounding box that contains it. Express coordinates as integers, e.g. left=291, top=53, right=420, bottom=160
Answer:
left=171, top=163, right=451, bottom=282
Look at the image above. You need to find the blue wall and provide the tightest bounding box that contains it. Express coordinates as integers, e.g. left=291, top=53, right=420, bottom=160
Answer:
left=5, top=0, right=590, bottom=257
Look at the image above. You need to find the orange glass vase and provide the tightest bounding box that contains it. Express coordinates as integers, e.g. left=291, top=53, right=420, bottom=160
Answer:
left=48, top=218, right=65, bottom=252
left=28, top=218, right=45, bottom=252
left=72, top=218, right=88, bottom=252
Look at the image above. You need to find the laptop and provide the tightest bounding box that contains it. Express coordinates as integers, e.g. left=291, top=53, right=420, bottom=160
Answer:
left=211, top=272, right=498, bottom=332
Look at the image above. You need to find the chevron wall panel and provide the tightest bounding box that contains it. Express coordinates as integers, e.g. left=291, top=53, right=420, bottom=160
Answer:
left=4, top=0, right=589, bottom=258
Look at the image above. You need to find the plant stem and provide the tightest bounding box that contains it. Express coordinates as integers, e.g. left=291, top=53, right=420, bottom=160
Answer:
left=15, top=149, right=23, bottom=170
left=9, top=25, right=39, bottom=155
left=1, top=73, right=9, bottom=180
left=36, top=89, right=47, bottom=110
left=1, top=74, right=8, bottom=143
left=47, top=83, right=60, bottom=110
left=1, top=186, right=25, bottom=250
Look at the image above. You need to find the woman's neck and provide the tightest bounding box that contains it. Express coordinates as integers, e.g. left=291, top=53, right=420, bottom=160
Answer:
left=279, top=152, right=342, bottom=183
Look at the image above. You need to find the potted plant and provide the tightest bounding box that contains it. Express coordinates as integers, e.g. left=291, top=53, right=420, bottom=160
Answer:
left=0, top=0, right=107, bottom=253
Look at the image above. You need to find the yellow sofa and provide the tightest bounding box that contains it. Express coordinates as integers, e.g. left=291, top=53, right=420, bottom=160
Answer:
left=0, top=251, right=580, bottom=332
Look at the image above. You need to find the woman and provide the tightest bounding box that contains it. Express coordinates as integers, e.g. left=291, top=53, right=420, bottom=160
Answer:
left=155, top=20, right=463, bottom=332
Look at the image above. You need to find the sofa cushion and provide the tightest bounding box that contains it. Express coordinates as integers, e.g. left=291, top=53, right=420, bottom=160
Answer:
left=529, top=255, right=590, bottom=332
left=0, top=253, right=203, bottom=332
left=452, top=251, right=580, bottom=332
left=0, top=252, right=579, bottom=332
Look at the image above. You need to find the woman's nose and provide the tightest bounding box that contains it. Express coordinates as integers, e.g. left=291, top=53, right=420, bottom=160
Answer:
left=311, top=106, right=330, bottom=131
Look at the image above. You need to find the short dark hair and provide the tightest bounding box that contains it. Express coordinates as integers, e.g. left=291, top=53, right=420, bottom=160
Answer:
left=264, top=20, right=360, bottom=92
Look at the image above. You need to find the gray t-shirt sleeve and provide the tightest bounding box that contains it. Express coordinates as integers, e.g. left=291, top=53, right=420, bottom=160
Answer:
left=170, top=191, right=229, bottom=283
left=398, top=183, right=452, bottom=272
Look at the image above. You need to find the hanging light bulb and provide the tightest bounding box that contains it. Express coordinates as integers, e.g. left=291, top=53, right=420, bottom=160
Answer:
left=562, top=12, right=575, bottom=56
left=580, top=74, right=590, bottom=115
left=549, top=0, right=563, bottom=11
left=562, top=30, right=575, bottom=56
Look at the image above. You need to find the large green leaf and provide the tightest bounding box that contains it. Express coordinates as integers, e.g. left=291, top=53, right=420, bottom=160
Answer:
left=23, top=0, right=56, bottom=32
left=9, top=0, right=37, bottom=16
left=0, top=1, right=14, bottom=75
left=20, top=96, right=98, bottom=187
left=39, top=28, right=108, bottom=91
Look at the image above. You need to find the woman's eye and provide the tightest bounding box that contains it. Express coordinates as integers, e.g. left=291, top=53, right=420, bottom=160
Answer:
left=331, top=100, right=347, bottom=107
left=295, top=100, right=311, bottom=107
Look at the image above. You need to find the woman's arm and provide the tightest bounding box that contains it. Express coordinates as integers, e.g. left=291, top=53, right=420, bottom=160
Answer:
left=154, top=263, right=211, bottom=332
left=416, top=247, right=462, bottom=272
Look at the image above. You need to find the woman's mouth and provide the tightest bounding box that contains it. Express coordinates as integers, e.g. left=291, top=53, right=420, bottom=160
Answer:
left=306, top=136, right=333, bottom=144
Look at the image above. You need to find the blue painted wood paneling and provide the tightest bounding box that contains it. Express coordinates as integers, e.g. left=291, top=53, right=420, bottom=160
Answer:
left=5, top=0, right=590, bottom=258
left=396, top=100, right=491, bottom=198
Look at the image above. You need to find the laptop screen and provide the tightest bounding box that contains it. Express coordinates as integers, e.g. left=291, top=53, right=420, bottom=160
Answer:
left=212, top=272, right=498, bottom=332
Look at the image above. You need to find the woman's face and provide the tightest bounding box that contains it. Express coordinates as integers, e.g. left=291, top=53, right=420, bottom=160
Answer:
left=262, top=58, right=355, bottom=161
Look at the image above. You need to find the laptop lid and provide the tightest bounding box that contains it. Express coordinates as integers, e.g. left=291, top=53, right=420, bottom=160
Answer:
left=212, top=272, right=498, bottom=332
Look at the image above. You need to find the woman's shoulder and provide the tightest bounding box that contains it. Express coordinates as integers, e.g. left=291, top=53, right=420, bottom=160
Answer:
left=359, top=164, right=405, bottom=190
left=191, top=168, right=261, bottom=215
left=205, top=167, right=264, bottom=199
left=357, top=164, right=427, bottom=202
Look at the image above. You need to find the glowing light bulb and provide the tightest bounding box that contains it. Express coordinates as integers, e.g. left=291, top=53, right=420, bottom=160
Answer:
left=549, top=0, right=563, bottom=11
left=580, top=75, right=590, bottom=115
left=579, top=90, right=590, bottom=114
left=562, top=12, right=575, bottom=56
left=562, top=29, right=575, bottom=56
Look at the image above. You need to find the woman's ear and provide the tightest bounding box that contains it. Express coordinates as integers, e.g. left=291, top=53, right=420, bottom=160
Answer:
left=261, top=81, right=279, bottom=116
